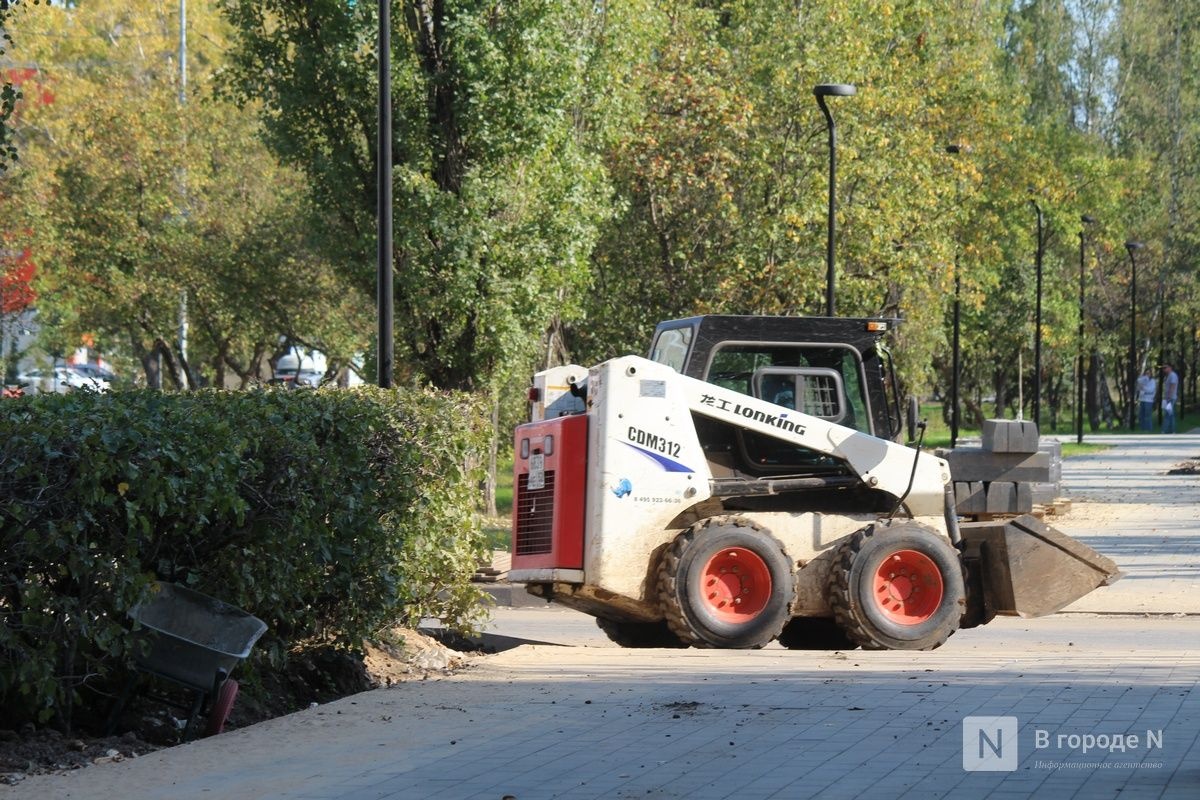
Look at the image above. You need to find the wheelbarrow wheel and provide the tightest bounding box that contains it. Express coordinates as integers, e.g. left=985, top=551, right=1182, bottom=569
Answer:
left=205, top=678, right=238, bottom=737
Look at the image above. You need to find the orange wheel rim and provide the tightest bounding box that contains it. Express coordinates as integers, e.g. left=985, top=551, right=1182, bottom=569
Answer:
left=872, top=549, right=943, bottom=625
left=699, top=547, right=772, bottom=623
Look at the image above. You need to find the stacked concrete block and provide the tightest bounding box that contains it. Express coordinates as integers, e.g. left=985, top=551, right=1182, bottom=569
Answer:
left=941, top=419, right=1064, bottom=518
left=981, top=481, right=1035, bottom=514
left=1042, top=440, right=1063, bottom=483
left=981, top=418, right=1040, bottom=454
left=1031, top=439, right=1064, bottom=505
left=983, top=481, right=1015, bottom=514
left=955, top=481, right=987, bottom=514
left=941, top=449, right=1051, bottom=483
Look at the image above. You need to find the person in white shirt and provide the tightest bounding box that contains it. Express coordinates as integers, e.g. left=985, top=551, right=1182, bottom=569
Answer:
left=1136, top=369, right=1157, bottom=431
left=1161, top=364, right=1179, bottom=434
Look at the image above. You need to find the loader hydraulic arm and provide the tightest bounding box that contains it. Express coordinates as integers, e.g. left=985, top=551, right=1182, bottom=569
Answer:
left=672, top=367, right=951, bottom=518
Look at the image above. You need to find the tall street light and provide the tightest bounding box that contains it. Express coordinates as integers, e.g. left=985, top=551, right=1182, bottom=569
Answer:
left=1157, top=283, right=1168, bottom=429
left=377, top=0, right=394, bottom=388
left=946, top=143, right=969, bottom=448
left=814, top=83, right=856, bottom=317
left=1125, top=241, right=1145, bottom=430
left=1076, top=214, right=1095, bottom=444
left=1030, top=200, right=1045, bottom=429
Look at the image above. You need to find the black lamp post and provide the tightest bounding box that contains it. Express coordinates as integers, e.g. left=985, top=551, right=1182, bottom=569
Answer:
left=946, top=143, right=968, bottom=448
left=814, top=83, right=856, bottom=317
left=1158, top=285, right=1167, bottom=429
left=1030, top=200, right=1045, bottom=429
left=377, top=0, right=394, bottom=388
left=1076, top=214, right=1095, bottom=444
left=1125, top=241, right=1144, bottom=430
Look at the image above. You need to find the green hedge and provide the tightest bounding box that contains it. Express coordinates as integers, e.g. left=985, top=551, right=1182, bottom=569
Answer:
left=0, top=387, right=489, bottom=730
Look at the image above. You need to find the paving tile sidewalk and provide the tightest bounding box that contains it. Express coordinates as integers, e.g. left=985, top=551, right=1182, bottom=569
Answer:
left=7, top=434, right=1200, bottom=800
left=1054, top=432, right=1200, bottom=614
left=13, top=618, right=1199, bottom=800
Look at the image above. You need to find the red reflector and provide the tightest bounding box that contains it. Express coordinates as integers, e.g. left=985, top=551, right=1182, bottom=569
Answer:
left=528, top=387, right=541, bottom=402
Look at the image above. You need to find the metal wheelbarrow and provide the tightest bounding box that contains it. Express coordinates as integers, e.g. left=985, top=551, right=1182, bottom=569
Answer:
left=106, top=582, right=267, bottom=740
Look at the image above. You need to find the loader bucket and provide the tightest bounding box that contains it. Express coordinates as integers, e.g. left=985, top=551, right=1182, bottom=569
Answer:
left=959, top=515, right=1122, bottom=619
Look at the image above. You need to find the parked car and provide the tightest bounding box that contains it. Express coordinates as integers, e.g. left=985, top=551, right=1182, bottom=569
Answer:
left=69, top=363, right=117, bottom=384
left=295, top=369, right=324, bottom=388
left=15, top=367, right=108, bottom=394
left=271, top=367, right=324, bottom=388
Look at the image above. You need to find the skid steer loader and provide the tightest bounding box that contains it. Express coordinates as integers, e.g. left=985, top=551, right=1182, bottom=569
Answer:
left=508, top=315, right=1120, bottom=650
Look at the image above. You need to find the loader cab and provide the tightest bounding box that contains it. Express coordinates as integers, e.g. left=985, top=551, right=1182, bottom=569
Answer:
left=650, top=315, right=903, bottom=439
left=649, top=315, right=904, bottom=497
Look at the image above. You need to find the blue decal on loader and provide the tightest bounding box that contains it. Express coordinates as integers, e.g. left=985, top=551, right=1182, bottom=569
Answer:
left=622, top=441, right=694, bottom=473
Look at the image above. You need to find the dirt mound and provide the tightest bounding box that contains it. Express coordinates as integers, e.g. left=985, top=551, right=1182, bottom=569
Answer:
left=0, top=728, right=154, bottom=786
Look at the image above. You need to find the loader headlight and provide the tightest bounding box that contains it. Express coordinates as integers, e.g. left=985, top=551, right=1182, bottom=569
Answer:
left=543, top=435, right=554, bottom=456
left=520, top=438, right=530, bottom=459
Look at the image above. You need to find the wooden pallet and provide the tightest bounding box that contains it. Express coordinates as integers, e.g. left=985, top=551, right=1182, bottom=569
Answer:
left=1039, top=498, right=1073, bottom=517
left=963, top=508, right=1047, bottom=523
left=472, top=550, right=512, bottom=583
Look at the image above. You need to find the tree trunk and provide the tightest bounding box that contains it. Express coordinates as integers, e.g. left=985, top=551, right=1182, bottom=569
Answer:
left=482, top=395, right=499, bottom=518
left=993, top=368, right=1009, bottom=419
left=1190, top=325, right=1197, bottom=412
left=963, top=393, right=985, bottom=429
left=543, top=309, right=572, bottom=371
left=214, top=341, right=229, bottom=389
left=1047, top=373, right=1060, bottom=432
left=156, top=340, right=183, bottom=388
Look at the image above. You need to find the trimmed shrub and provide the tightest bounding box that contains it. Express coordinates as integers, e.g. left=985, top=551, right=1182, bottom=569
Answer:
left=0, top=387, right=489, bottom=730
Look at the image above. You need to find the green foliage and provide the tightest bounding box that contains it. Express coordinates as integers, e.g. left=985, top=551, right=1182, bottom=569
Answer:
left=0, top=1, right=21, bottom=173
left=0, top=387, right=489, bottom=731
left=571, top=0, right=1032, bottom=387
left=5, top=0, right=1200, bottom=445
left=218, top=0, right=609, bottom=393
left=3, top=0, right=369, bottom=388
left=567, top=0, right=1199, bottom=423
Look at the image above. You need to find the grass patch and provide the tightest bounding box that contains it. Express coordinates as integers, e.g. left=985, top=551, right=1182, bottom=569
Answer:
left=481, top=455, right=514, bottom=552
left=1060, top=442, right=1111, bottom=457
left=496, top=454, right=514, bottom=516
left=911, top=401, right=1176, bottom=456
left=482, top=524, right=511, bottom=552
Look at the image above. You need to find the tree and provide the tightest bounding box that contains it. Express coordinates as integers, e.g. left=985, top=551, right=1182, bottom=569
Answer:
left=3, top=0, right=365, bottom=388
left=0, top=0, right=23, bottom=174
left=576, top=0, right=1038, bottom=394
left=1116, top=0, right=1200, bottom=409
left=219, top=0, right=609, bottom=395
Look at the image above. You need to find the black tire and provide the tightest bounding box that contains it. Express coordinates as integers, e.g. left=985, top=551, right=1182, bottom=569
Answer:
left=595, top=618, right=688, bottom=648
left=959, top=557, right=996, bottom=630
left=828, top=522, right=965, bottom=651
left=777, top=617, right=858, bottom=650
left=658, top=516, right=796, bottom=649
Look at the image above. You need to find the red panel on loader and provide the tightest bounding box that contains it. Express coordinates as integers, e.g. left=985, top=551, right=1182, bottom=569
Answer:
left=511, top=415, right=587, bottom=570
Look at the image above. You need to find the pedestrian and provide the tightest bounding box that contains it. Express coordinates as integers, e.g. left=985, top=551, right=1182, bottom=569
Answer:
left=1161, top=363, right=1179, bottom=434
left=1136, top=368, right=1157, bottom=431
